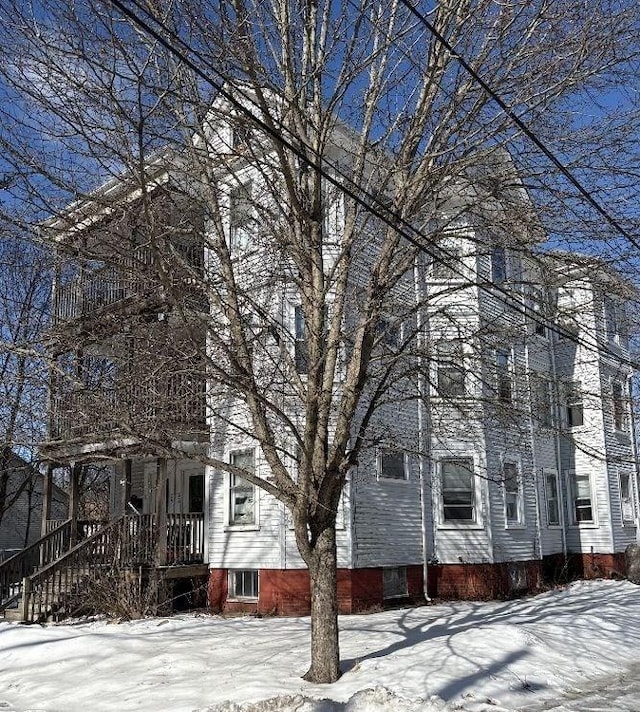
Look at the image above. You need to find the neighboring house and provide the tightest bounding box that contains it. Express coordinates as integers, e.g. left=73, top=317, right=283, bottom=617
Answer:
left=0, top=451, right=68, bottom=561
left=38, top=100, right=639, bottom=615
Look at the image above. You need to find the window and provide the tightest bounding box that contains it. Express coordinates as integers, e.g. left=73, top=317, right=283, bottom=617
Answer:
left=503, top=462, right=522, bottom=525
left=382, top=567, right=407, bottom=599
left=531, top=375, right=553, bottom=428
left=491, top=245, right=507, bottom=283
left=378, top=450, right=407, bottom=480
left=612, top=379, right=628, bottom=432
left=564, top=381, right=584, bottom=427
left=569, top=471, right=593, bottom=523
left=377, top=318, right=400, bottom=349
left=229, top=450, right=256, bottom=526
left=294, top=305, right=307, bottom=373
left=441, top=459, right=476, bottom=523
left=436, top=342, right=466, bottom=397
left=544, top=470, right=560, bottom=526
left=619, top=472, right=635, bottom=524
left=604, top=298, right=627, bottom=346
left=530, top=287, right=548, bottom=338
left=232, top=124, right=252, bottom=150
left=188, top=474, right=204, bottom=513
left=496, top=349, right=512, bottom=403
left=228, top=569, right=258, bottom=600
left=229, top=182, right=253, bottom=248
left=432, top=243, right=461, bottom=281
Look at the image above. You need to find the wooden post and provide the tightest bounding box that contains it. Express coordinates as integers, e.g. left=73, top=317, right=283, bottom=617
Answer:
left=40, top=463, right=54, bottom=537
left=120, top=458, right=133, bottom=517
left=69, top=462, right=81, bottom=546
left=154, top=458, right=167, bottom=566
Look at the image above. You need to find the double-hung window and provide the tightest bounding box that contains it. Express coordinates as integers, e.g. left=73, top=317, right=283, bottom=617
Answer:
left=531, top=375, right=553, bottom=428
left=612, top=379, right=628, bottom=432
left=294, top=305, right=307, bottom=373
left=441, top=459, right=476, bottom=523
left=491, top=245, right=507, bottom=283
left=530, top=287, right=548, bottom=338
left=432, top=242, right=461, bottom=281
left=496, top=349, right=512, bottom=403
left=569, top=471, right=594, bottom=524
left=436, top=341, right=466, bottom=397
left=604, top=297, right=627, bottom=347
left=229, top=181, right=253, bottom=249
left=564, top=381, right=584, bottom=427
left=503, top=462, right=522, bottom=525
left=619, top=472, right=635, bottom=524
left=543, top=470, right=561, bottom=526
left=229, top=449, right=256, bottom=526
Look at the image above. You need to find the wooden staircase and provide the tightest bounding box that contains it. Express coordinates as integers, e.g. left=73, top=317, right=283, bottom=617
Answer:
left=1, top=513, right=205, bottom=623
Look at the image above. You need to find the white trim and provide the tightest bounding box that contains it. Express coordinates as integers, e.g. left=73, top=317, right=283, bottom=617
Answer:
left=225, top=448, right=260, bottom=530
left=376, top=449, right=410, bottom=482
left=436, top=455, right=484, bottom=530
left=565, top=469, right=598, bottom=527
left=500, top=456, right=525, bottom=529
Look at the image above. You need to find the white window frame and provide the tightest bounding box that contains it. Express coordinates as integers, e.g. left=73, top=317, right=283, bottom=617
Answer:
left=228, top=569, right=259, bottom=601
left=619, top=471, right=635, bottom=526
left=564, top=381, right=584, bottom=427
left=431, top=240, right=462, bottom=281
left=531, top=374, right=553, bottom=428
left=502, top=460, right=524, bottom=528
left=529, top=287, right=548, bottom=338
left=543, top=469, right=561, bottom=527
left=604, top=297, right=627, bottom=347
left=229, top=181, right=253, bottom=249
left=567, top=470, right=596, bottom=526
left=490, top=245, right=507, bottom=284
left=495, top=348, right=513, bottom=403
left=377, top=449, right=409, bottom=482
left=435, top=341, right=466, bottom=398
left=382, top=566, right=408, bottom=599
left=438, top=457, right=481, bottom=527
left=611, top=378, right=629, bottom=434
left=226, top=449, right=259, bottom=529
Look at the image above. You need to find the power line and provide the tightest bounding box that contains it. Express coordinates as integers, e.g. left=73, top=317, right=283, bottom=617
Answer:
left=397, top=0, right=639, bottom=249
left=105, top=0, right=638, bottom=371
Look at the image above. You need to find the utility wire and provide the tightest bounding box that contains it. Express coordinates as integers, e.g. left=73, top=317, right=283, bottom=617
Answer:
left=106, top=0, right=638, bottom=371
left=398, top=0, right=639, bottom=249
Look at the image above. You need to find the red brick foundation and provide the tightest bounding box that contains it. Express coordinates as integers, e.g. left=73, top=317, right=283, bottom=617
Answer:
left=207, top=553, right=628, bottom=615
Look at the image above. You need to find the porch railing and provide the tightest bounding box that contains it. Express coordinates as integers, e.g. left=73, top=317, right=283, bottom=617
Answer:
left=54, top=244, right=205, bottom=323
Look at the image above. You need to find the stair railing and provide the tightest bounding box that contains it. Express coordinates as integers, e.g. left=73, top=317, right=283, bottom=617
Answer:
left=0, top=519, right=73, bottom=610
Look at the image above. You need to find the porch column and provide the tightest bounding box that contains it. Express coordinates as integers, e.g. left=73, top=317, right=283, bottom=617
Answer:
left=69, top=462, right=81, bottom=546
left=154, top=458, right=167, bottom=566
left=120, top=458, right=132, bottom=517
left=40, top=463, right=54, bottom=537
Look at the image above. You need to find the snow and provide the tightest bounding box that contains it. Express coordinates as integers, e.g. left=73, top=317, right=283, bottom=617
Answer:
left=1, top=580, right=640, bottom=712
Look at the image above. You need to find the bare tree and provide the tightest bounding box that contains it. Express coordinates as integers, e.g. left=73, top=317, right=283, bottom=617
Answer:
left=0, top=0, right=638, bottom=683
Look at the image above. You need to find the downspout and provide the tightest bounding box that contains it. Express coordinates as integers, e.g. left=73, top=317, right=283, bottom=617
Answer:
left=549, top=314, right=568, bottom=558
left=414, top=257, right=431, bottom=602
left=626, top=377, right=640, bottom=544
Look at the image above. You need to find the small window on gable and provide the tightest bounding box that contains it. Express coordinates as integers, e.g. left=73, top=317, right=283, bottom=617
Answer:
left=544, top=470, right=560, bottom=526
left=228, top=569, right=258, bottom=600
left=491, top=245, right=507, bottom=283
left=441, top=458, right=476, bottom=523
left=496, top=349, right=512, bottom=403
left=229, top=449, right=256, bottom=526
left=436, top=341, right=466, bottom=397
left=229, top=182, right=253, bottom=249
left=378, top=450, right=407, bottom=480
left=619, top=472, right=635, bottom=524
left=612, top=379, right=628, bottom=432
left=383, top=567, right=408, bottom=599
left=564, top=381, right=584, bottom=427
left=502, top=461, right=522, bottom=525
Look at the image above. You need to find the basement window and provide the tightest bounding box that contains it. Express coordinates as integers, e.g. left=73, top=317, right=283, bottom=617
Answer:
left=228, top=569, right=259, bottom=600
left=382, top=567, right=407, bottom=599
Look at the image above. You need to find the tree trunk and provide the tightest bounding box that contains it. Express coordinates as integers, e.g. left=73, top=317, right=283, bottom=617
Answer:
left=303, top=525, right=340, bottom=683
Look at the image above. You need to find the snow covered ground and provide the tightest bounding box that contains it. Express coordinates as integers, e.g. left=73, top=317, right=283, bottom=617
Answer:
left=1, top=579, right=640, bottom=712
